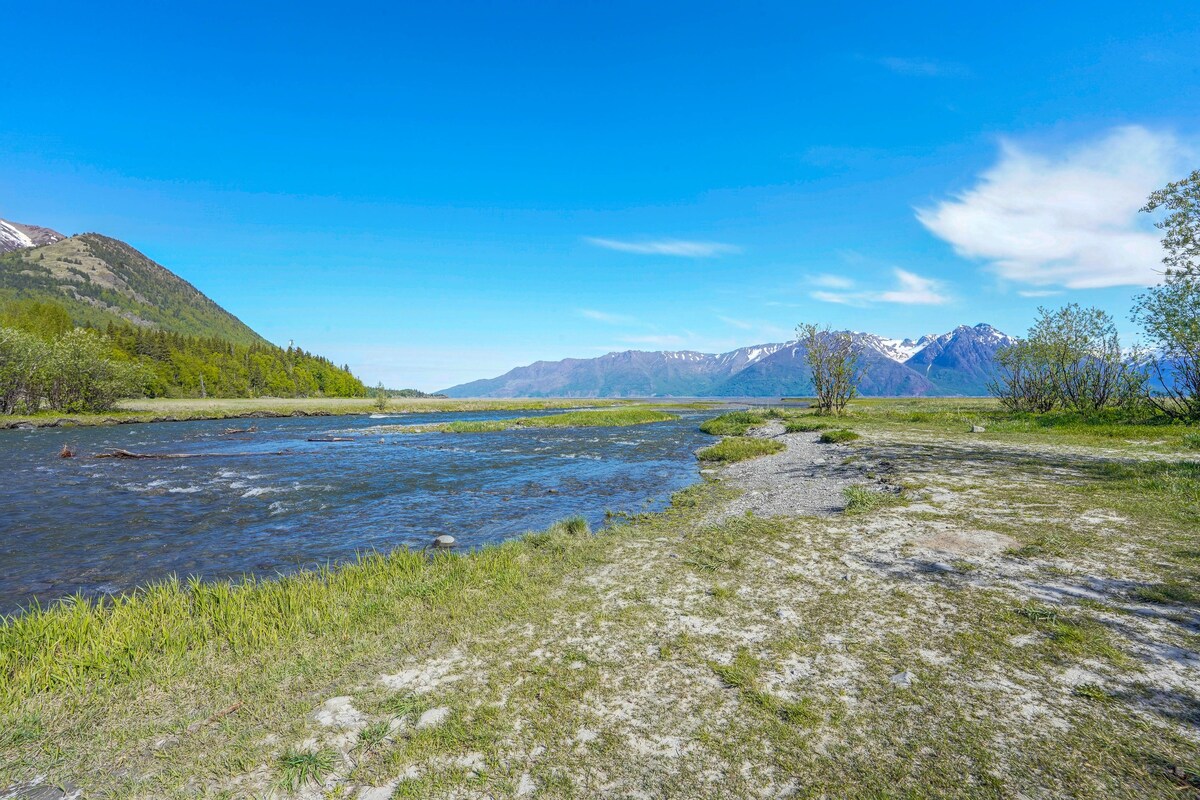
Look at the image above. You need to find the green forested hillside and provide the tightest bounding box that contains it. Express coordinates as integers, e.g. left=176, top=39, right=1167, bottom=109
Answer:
left=0, top=233, right=263, bottom=345
left=0, top=233, right=366, bottom=405
left=104, top=322, right=365, bottom=398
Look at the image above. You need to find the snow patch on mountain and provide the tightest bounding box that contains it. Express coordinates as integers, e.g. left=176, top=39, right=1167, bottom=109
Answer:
left=0, top=220, right=34, bottom=251
left=0, top=218, right=66, bottom=254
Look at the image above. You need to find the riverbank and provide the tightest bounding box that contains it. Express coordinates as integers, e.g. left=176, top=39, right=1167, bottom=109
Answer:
left=2, top=403, right=1198, bottom=798
left=0, top=396, right=632, bottom=430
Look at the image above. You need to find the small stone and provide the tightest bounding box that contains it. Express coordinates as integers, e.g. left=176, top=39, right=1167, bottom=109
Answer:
left=432, top=535, right=456, bottom=548
left=970, top=425, right=986, bottom=433
left=890, top=670, right=916, bottom=687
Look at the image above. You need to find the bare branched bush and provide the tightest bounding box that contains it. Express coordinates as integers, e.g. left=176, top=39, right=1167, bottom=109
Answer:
left=797, top=323, right=864, bottom=415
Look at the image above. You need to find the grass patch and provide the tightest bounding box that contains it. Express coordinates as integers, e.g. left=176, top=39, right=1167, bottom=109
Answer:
left=697, top=437, right=785, bottom=463
left=1, top=396, right=631, bottom=430
left=819, top=429, right=859, bottom=444
left=699, top=410, right=767, bottom=436
left=784, top=420, right=828, bottom=433
left=277, top=748, right=336, bottom=790
left=1072, top=683, right=1115, bottom=702
left=711, top=648, right=821, bottom=727
left=391, top=408, right=679, bottom=433
left=1134, top=582, right=1198, bottom=605
left=842, top=485, right=905, bottom=515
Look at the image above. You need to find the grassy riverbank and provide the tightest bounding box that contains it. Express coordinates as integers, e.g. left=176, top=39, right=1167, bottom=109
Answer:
left=384, top=407, right=679, bottom=433
left=0, top=396, right=630, bottom=429
left=3, top=400, right=1199, bottom=797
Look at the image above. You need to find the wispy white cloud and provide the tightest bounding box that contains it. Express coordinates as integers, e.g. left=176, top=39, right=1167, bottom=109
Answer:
left=1017, top=289, right=1063, bottom=298
left=717, top=315, right=755, bottom=330
left=584, top=237, right=740, bottom=257
left=808, top=273, right=855, bottom=289
left=877, top=269, right=949, bottom=304
left=878, top=56, right=970, bottom=77
left=917, top=126, right=1188, bottom=289
left=811, top=268, right=949, bottom=306
left=578, top=308, right=637, bottom=325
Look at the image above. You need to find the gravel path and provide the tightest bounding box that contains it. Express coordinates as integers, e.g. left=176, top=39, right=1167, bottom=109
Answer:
left=705, top=421, right=872, bottom=521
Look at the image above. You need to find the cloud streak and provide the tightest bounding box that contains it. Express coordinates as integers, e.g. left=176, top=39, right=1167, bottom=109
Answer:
left=578, top=308, right=637, bottom=325
left=584, top=237, right=740, bottom=257
left=917, top=126, right=1187, bottom=289
left=810, top=269, right=949, bottom=306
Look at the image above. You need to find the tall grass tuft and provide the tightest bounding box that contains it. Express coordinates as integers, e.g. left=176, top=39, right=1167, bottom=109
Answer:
left=697, top=438, right=785, bottom=463
left=699, top=411, right=767, bottom=436
left=842, top=485, right=905, bottom=514
left=819, top=429, right=859, bottom=444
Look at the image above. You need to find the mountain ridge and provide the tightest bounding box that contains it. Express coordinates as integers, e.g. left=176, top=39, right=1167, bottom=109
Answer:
left=442, top=324, right=1017, bottom=398
left=0, top=221, right=264, bottom=346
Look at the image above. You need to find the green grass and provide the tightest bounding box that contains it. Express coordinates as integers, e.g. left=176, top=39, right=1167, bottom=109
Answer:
left=818, top=429, right=860, bottom=444
left=403, top=408, right=677, bottom=433
left=277, top=748, right=336, bottom=789
left=697, top=437, right=785, bottom=463
left=1, top=396, right=630, bottom=429
left=842, top=485, right=906, bottom=514
left=836, top=397, right=1199, bottom=450
left=1133, top=581, right=1198, bottom=605
left=699, top=410, right=768, bottom=436
left=7, top=398, right=1200, bottom=797
left=784, top=419, right=828, bottom=433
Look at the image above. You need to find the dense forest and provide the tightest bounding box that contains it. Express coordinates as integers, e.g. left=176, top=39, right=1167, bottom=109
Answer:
left=0, top=298, right=365, bottom=412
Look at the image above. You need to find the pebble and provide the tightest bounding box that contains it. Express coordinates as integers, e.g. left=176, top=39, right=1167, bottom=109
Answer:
left=971, top=425, right=986, bottom=433
left=889, top=670, right=916, bottom=687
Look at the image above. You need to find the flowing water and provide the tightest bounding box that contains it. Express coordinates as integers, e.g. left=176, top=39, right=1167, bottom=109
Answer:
left=0, top=410, right=709, bottom=614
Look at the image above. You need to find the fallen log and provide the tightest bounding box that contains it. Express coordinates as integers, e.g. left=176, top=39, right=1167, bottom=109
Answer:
left=221, top=425, right=259, bottom=435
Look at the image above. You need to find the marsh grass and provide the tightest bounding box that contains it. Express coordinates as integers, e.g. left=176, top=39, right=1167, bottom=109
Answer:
left=699, top=411, right=768, bottom=436
left=0, top=514, right=600, bottom=701
left=842, top=485, right=905, bottom=515
left=697, top=437, right=785, bottom=463
left=818, top=429, right=859, bottom=444
left=784, top=420, right=828, bottom=433
left=277, top=748, right=336, bottom=789
left=402, top=408, right=678, bottom=433
left=3, top=396, right=630, bottom=429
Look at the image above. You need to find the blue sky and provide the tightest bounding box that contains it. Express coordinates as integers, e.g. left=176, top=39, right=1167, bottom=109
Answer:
left=2, top=2, right=1197, bottom=390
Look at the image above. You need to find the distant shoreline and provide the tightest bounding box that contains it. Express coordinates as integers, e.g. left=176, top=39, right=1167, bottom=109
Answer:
left=0, top=396, right=635, bottom=430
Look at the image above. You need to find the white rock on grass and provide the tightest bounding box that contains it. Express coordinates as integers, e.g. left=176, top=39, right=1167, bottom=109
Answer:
left=416, top=706, right=451, bottom=729
left=889, top=670, right=916, bottom=688
left=516, top=773, right=537, bottom=796
left=310, top=696, right=366, bottom=729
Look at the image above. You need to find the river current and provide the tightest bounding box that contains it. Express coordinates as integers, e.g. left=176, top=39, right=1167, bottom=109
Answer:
left=0, top=410, right=709, bottom=614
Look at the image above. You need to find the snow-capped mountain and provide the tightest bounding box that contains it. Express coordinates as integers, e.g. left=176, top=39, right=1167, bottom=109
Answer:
left=442, top=324, right=1018, bottom=398
left=0, top=218, right=65, bottom=254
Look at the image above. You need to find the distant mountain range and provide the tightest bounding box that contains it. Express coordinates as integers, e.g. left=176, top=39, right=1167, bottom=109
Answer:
left=0, top=217, right=263, bottom=345
left=442, top=324, right=1018, bottom=397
